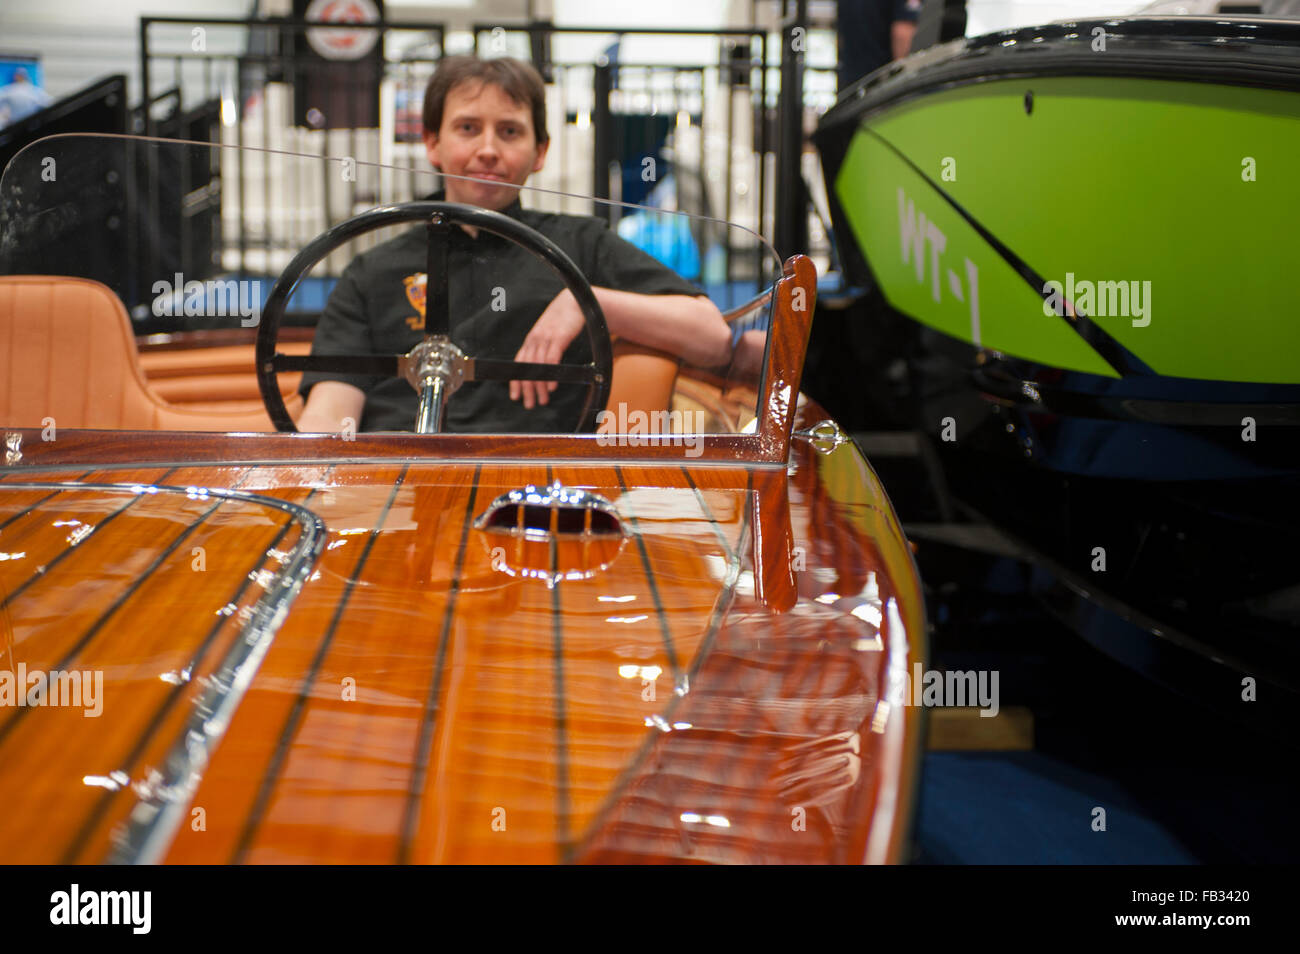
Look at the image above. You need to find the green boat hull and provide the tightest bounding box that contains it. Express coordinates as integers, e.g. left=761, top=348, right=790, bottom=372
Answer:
left=834, top=75, right=1299, bottom=383
left=818, top=16, right=1300, bottom=388
left=812, top=16, right=1300, bottom=736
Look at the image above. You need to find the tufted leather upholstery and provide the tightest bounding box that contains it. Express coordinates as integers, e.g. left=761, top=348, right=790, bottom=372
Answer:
left=0, top=276, right=298, bottom=431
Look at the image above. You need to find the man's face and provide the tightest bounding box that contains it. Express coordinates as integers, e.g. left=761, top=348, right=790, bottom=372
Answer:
left=424, top=80, right=548, bottom=211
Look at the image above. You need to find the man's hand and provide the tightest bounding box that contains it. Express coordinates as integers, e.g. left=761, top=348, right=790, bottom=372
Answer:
left=510, top=288, right=584, bottom=408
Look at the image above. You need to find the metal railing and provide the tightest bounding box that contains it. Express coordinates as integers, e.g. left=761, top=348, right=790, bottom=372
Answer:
left=133, top=14, right=822, bottom=320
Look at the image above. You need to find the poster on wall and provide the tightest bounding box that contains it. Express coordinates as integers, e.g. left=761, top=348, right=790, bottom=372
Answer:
left=0, top=54, right=50, bottom=130
left=291, top=0, right=384, bottom=129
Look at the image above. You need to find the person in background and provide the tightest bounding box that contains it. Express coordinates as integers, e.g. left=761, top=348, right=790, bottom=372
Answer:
left=837, top=0, right=923, bottom=94
left=0, top=69, right=53, bottom=129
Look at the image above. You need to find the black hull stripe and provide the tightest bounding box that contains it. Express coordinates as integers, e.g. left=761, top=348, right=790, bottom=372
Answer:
left=859, top=127, right=1154, bottom=378
left=232, top=465, right=409, bottom=863
left=398, top=464, right=481, bottom=863
left=550, top=465, right=573, bottom=862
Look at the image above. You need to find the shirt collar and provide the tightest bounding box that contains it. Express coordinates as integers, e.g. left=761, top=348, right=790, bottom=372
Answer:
left=423, top=188, right=525, bottom=221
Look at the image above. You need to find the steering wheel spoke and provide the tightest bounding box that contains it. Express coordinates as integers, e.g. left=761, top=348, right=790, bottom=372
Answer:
left=469, top=359, right=601, bottom=385
left=270, top=354, right=400, bottom=376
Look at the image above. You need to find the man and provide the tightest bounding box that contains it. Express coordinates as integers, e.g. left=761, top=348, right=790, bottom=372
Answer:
left=836, top=0, right=923, bottom=94
left=296, top=56, right=731, bottom=433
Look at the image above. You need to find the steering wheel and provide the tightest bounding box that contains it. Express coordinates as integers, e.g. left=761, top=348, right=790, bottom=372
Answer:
left=256, top=201, right=613, bottom=433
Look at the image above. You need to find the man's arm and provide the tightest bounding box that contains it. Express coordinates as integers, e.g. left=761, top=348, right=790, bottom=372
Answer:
left=509, top=287, right=730, bottom=408
left=892, top=0, right=921, bottom=60
left=891, top=20, right=916, bottom=60
left=598, top=288, right=730, bottom=365
left=297, top=380, right=366, bottom=433
left=295, top=258, right=376, bottom=433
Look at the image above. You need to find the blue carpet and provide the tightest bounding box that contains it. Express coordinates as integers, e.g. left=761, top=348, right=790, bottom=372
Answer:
left=914, top=751, right=1199, bottom=864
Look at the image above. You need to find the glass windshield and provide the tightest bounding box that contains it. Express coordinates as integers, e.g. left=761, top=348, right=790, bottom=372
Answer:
left=0, top=133, right=782, bottom=439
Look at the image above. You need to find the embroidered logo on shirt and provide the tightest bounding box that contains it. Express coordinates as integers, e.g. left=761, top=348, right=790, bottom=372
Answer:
left=403, top=273, right=426, bottom=330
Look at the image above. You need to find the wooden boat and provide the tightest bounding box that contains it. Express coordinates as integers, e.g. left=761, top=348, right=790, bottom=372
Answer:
left=0, top=134, right=924, bottom=864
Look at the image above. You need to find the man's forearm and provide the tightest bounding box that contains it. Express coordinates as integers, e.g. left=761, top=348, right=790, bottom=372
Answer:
left=592, top=288, right=731, bottom=368
left=892, top=21, right=916, bottom=61
left=296, top=380, right=365, bottom=433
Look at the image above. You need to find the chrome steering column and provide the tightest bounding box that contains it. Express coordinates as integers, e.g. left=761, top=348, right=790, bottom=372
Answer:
left=399, top=335, right=470, bottom=434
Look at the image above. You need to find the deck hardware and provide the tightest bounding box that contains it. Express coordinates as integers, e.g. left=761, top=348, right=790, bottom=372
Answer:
left=475, top=482, right=624, bottom=540
left=792, top=419, right=848, bottom=454
left=475, top=482, right=626, bottom=584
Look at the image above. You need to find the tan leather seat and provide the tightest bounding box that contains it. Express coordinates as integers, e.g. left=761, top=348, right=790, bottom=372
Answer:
left=137, top=342, right=307, bottom=379
left=138, top=341, right=306, bottom=409
left=601, top=339, right=681, bottom=432
left=0, top=275, right=298, bottom=431
left=148, top=370, right=302, bottom=406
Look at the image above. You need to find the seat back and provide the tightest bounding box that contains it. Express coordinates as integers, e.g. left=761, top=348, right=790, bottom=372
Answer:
left=0, top=275, right=287, bottom=431
left=601, top=339, right=681, bottom=432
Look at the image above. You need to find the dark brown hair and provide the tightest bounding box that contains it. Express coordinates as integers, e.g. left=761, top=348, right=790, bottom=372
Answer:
left=422, top=55, right=549, bottom=145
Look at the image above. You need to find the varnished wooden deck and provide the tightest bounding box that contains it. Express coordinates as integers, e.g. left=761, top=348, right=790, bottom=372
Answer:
left=0, top=440, right=924, bottom=864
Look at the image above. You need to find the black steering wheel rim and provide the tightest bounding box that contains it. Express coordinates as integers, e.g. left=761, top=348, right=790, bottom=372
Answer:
left=256, top=200, right=613, bottom=433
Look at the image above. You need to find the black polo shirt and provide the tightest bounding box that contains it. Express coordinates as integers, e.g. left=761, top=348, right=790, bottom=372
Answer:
left=299, top=193, right=704, bottom=433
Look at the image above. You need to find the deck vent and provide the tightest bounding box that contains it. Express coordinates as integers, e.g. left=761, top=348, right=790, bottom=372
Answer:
left=474, top=482, right=624, bottom=539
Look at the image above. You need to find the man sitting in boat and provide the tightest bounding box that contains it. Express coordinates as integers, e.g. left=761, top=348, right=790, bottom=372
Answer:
left=295, top=55, right=730, bottom=433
